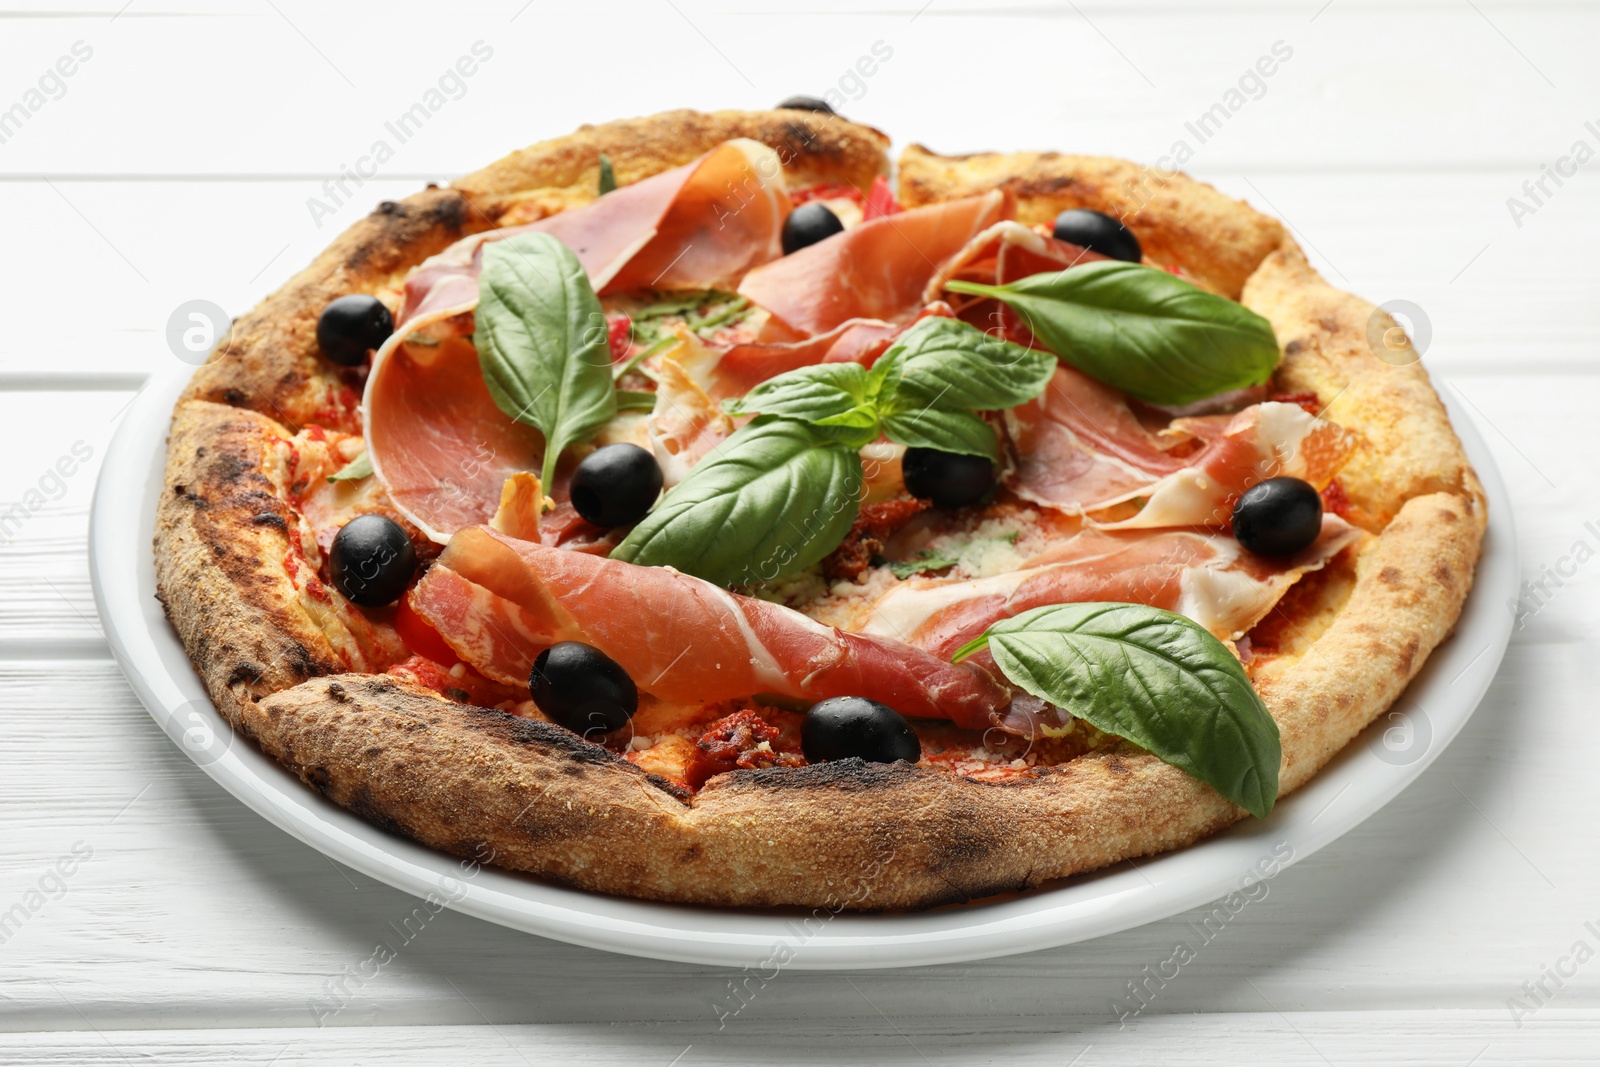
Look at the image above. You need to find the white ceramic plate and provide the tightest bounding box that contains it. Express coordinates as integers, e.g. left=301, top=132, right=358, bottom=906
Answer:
left=91, top=367, right=1516, bottom=970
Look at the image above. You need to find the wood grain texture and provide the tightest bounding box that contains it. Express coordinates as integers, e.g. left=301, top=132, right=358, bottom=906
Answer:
left=2, top=2, right=1596, bottom=1058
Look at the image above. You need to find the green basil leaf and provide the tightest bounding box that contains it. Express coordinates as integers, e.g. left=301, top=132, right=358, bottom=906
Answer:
left=883, top=317, right=1056, bottom=413
left=615, top=389, right=659, bottom=412
left=955, top=602, right=1280, bottom=818
left=882, top=407, right=998, bottom=462
left=723, top=363, right=875, bottom=428
left=946, top=262, right=1280, bottom=406
left=598, top=153, right=616, bottom=195
left=887, top=550, right=959, bottom=579
left=475, top=232, right=617, bottom=488
left=326, top=451, right=372, bottom=483
left=611, top=417, right=863, bottom=587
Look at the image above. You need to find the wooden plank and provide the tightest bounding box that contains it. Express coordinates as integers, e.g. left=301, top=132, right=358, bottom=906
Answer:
left=2, top=1013, right=1599, bottom=1065
left=0, top=7, right=1590, bottom=177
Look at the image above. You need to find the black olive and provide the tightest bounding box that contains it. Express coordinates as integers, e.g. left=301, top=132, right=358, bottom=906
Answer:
left=1051, top=209, right=1142, bottom=264
left=530, top=642, right=638, bottom=737
left=329, top=514, right=416, bottom=607
left=901, top=447, right=996, bottom=509
left=781, top=202, right=845, bottom=255
left=317, top=294, right=393, bottom=366
left=777, top=95, right=834, bottom=114
left=801, top=696, right=921, bottom=764
left=1232, top=477, right=1323, bottom=557
left=569, top=443, right=663, bottom=528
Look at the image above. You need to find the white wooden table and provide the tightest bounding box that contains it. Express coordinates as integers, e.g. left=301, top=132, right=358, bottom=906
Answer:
left=4, top=1, right=1597, bottom=1062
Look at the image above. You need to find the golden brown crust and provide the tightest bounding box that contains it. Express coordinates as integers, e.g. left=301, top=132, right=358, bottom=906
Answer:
left=159, top=115, right=1487, bottom=910
left=896, top=144, right=1285, bottom=299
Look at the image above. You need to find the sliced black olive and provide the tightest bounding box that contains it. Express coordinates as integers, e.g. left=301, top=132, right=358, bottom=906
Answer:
left=530, top=641, right=638, bottom=737
left=777, top=95, right=834, bottom=114
left=569, top=443, right=663, bottom=528
left=1232, top=476, right=1323, bottom=557
left=781, top=202, right=845, bottom=255
left=317, top=294, right=394, bottom=366
left=329, top=514, right=416, bottom=607
left=901, top=447, right=996, bottom=509
left=802, top=696, right=921, bottom=764
left=1051, top=209, right=1142, bottom=263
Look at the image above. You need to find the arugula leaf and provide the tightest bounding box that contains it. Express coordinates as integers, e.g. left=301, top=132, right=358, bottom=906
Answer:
left=598, top=153, right=616, bottom=195
left=474, top=232, right=617, bottom=488
left=326, top=451, right=372, bottom=483
left=954, top=603, right=1281, bottom=818
left=946, top=261, right=1280, bottom=406
left=611, top=417, right=863, bottom=587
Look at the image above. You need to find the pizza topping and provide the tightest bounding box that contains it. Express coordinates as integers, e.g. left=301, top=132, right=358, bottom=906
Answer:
left=737, top=191, right=1008, bottom=339
left=398, top=139, right=790, bottom=325
left=317, top=294, right=393, bottom=366
left=683, top=709, right=805, bottom=789
left=408, top=525, right=1013, bottom=728
left=1050, top=208, right=1142, bottom=263
left=802, top=696, right=922, bottom=765
left=902, top=447, right=996, bottom=510
left=1231, top=476, right=1324, bottom=557
left=953, top=602, right=1280, bottom=817
left=945, top=261, right=1281, bottom=407
left=568, top=443, right=662, bottom=529
left=529, top=641, right=638, bottom=739
left=855, top=518, right=1361, bottom=660
left=329, top=514, right=416, bottom=608
left=822, top=498, right=928, bottom=583
left=782, top=202, right=846, bottom=255
left=930, top=221, right=1104, bottom=344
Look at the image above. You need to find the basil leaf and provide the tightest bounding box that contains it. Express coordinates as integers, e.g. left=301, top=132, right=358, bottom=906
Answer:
left=615, top=389, right=659, bottom=412
left=882, top=407, right=998, bottom=462
left=598, top=153, right=616, bottom=195
left=723, top=363, right=875, bottom=428
left=887, top=550, right=959, bottom=579
left=612, top=417, right=863, bottom=587
left=955, top=602, right=1280, bottom=818
left=946, top=261, right=1280, bottom=406
left=475, top=232, right=617, bottom=488
left=884, top=317, right=1056, bottom=413
left=326, top=451, right=372, bottom=483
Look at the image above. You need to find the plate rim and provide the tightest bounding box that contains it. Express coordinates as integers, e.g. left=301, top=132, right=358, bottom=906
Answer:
left=90, top=365, right=1517, bottom=970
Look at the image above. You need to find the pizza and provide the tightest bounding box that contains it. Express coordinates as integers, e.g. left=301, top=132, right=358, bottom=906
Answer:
left=155, top=105, right=1485, bottom=910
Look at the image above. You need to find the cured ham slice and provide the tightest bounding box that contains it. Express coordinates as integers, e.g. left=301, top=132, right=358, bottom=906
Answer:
left=856, top=518, right=1361, bottom=660
left=737, top=191, right=1008, bottom=338
left=1094, top=402, right=1357, bottom=529
left=397, top=139, right=790, bottom=324
left=646, top=350, right=733, bottom=486
left=368, top=140, right=790, bottom=541
left=1005, top=368, right=1356, bottom=528
left=408, top=526, right=1013, bottom=729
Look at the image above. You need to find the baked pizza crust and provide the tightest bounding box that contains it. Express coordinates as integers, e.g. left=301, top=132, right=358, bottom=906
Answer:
left=155, top=110, right=1485, bottom=910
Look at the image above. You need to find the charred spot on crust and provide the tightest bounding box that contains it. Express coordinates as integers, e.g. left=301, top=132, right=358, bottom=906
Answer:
left=222, top=388, right=248, bottom=406
left=303, top=765, right=333, bottom=795
left=1378, top=565, right=1404, bottom=586
left=326, top=682, right=348, bottom=703
left=250, top=511, right=287, bottom=529
left=227, top=662, right=264, bottom=688
left=738, top=758, right=923, bottom=792
left=347, top=784, right=411, bottom=839
left=1285, top=339, right=1308, bottom=356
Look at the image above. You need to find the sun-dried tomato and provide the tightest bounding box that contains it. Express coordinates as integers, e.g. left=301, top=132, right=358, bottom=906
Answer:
left=684, top=709, right=804, bottom=790
left=822, top=498, right=929, bottom=582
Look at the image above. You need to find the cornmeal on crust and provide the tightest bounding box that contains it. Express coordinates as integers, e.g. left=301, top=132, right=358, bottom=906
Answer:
left=156, top=109, right=1485, bottom=910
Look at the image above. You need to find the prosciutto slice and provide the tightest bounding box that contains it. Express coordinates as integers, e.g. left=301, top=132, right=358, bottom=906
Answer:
left=367, top=139, right=790, bottom=541
left=408, top=526, right=1013, bottom=729
left=1005, top=367, right=1355, bottom=528
left=857, top=518, right=1361, bottom=660
left=397, top=138, right=790, bottom=324
left=736, top=191, right=1009, bottom=338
